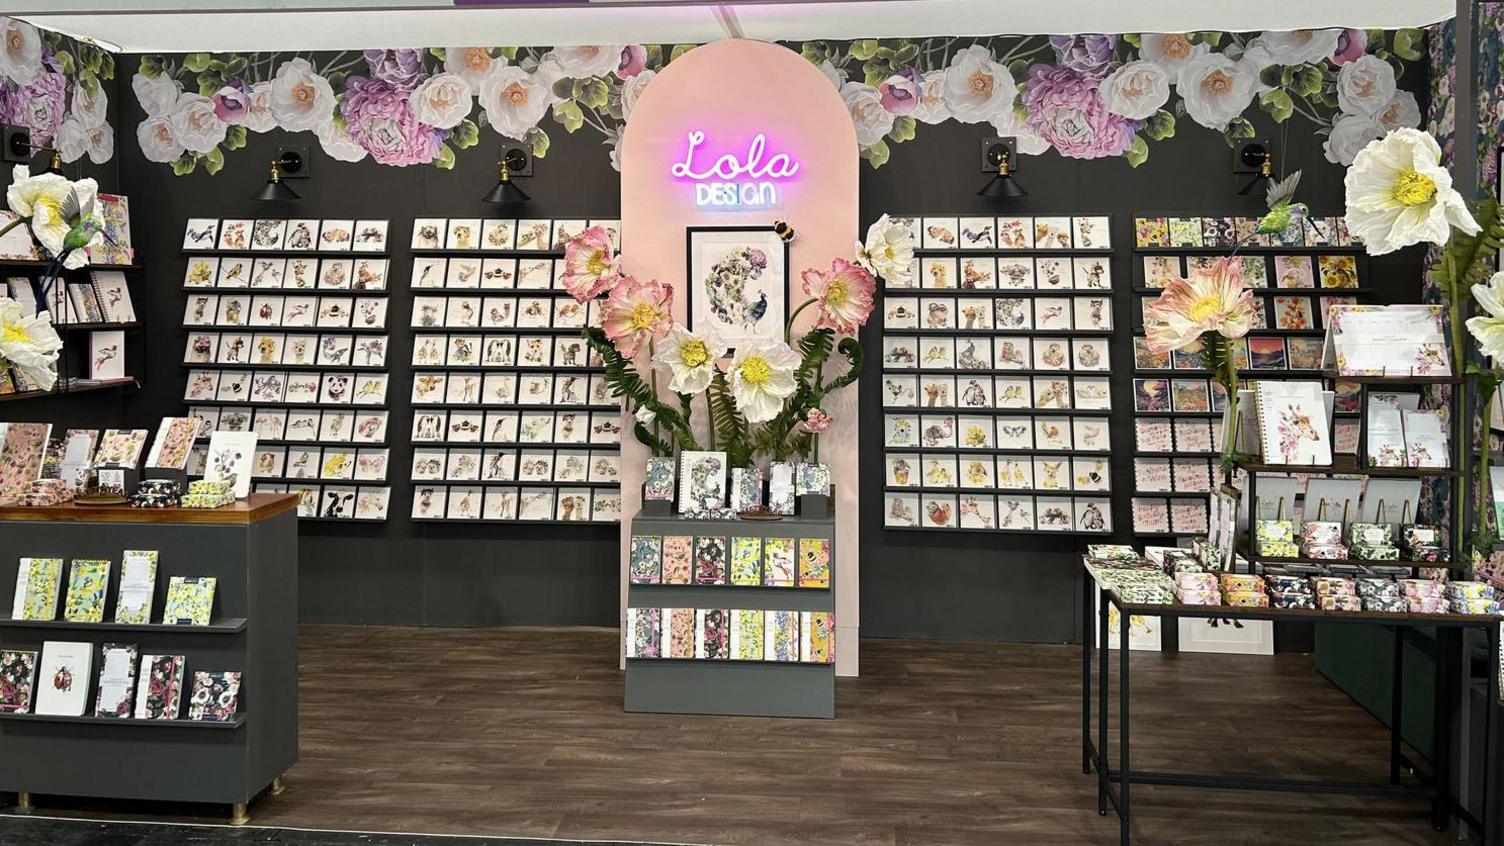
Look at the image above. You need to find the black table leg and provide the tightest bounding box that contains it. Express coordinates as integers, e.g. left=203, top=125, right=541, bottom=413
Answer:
left=1390, top=626, right=1403, bottom=785
left=1120, top=602, right=1131, bottom=846
left=1083, top=570, right=1093, bottom=775
left=1485, top=624, right=1500, bottom=846
left=1099, top=588, right=1110, bottom=816
left=1432, top=627, right=1457, bottom=832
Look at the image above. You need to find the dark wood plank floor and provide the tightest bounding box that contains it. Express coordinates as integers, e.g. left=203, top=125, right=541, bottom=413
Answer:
left=15, top=625, right=1462, bottom=845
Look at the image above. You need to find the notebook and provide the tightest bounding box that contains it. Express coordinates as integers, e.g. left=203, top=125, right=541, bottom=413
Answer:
left=93, top=643, right=139, bottom=718
left=133, top=654, right=186, bottom=720
left=114, top=550, right=159, bottom=625
left=0, top=650, right=38, bottom=713
left=62, top=559, right=111, bottom=623
left=187, top=670, right=242, bottom=722
left=1401, top=410, right=1449, bottom=468
left=162, top=576, right=216, bottom=626
left=10, top=557, right=63, bottom=621
left=1255, top=381, right=1332, bottom=466
left=34, top=641, right=93, bottom=716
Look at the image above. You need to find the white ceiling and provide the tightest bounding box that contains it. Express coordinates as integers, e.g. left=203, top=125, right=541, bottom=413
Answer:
left=19, top=0, right=1454, bottom=53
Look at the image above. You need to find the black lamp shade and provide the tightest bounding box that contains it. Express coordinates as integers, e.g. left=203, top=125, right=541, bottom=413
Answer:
left=978, top=172, right=1028, bottom=198
left=253, top=178, right=300, bottom=201
left=484, top=177, right=531, bottom=205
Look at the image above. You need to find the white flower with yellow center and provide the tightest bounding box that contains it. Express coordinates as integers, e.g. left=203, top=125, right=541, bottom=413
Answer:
left=0, top=297, right=62, bottom=391
left=855, top=214, right=916, bottom=286
left=6, top=164, right=72, bottom=256
left=1343, top=128, right=1478, bottom=255
left=652, top=325, right=725, bottom=395
left=1468, top=272, right=1504, bottom=361
left=726, top=338, right=800, bottom=424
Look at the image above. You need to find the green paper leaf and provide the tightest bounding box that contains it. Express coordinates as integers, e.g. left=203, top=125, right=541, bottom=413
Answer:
left=525, top=127, right=550, bottom=159
left=552, top=78, right=575, bottom=100
left=1124, top=134, right=1149, bottom=168
left=1258, top=64, right=1283, bottom=89
left=183, top=52, right=213, bottom=73
left=553, top=100, right=584, bottom=133
left=99, top=52, right=115, bottom=80
left=202, top=148, right=225, bottom=176
left=850, top=39, right=880, bottom=61
left=1144, top=109, right=1176, bottom=141
left=1393, top=28, right=1423, bottom=61
left=669, top=44, right=696, bottom=63
left=223, top=124, right=248, bottom=151
left=893, top=42, right=920, bottom=65
left=1224, top=116, right=1256, bottom=143
left=136, top=55, right=162, bottom=80
left=1260, top=89, right=1294, bottom=123
left=429, top=48, right=447, bottom=61
left=887, top=115, right=916, bottom=144
left=863, top=63, right=885, bottom=87
left=862, top=139, right=890, bottom=169
left=433, top=143, right=456, bottom=170
left=450, top=118, right=480, bottom=150
left=1197, top=32, right=1223, bottom=47
left=1292, top=64, right=1323, bottom=97
left=54, top=50, right=75, bottom=76
left=582, top=77, right=610, bottom=109
left=197, top=74, right=219, bottom=97
left=223, top=56, right=248, bottom=77
left=1122, top=33, right=1142, bottom=48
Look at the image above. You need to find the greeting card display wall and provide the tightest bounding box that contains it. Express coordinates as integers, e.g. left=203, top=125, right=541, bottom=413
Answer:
left=878, top=214, right=1116, bottom=535
left=623, top=510, right=835, bottom=718
left=405, top=216, right=624, bottom=524
left=180, top=218, right=393, bottom=522
left=1128, top=212, right=1372, bottom=539
left=0, top=494, right=299, bottom=824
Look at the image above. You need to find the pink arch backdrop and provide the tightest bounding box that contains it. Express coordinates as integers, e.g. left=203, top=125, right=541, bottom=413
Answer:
left=618, top=39, right=861, bottom=675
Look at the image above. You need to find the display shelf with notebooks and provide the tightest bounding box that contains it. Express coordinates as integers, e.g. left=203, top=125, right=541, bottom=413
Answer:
left=0, top=492, right=298, bottom=822
left=624, top=510, right=836, bottom=719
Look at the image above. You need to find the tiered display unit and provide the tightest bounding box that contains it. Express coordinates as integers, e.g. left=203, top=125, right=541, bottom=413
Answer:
left=1127, top=212, right=1372, bottom=541
left=624, top=506, right=836, bottom=718
left=180, top=218, right=393, bottom=522
left=878, top=214, right=1117, bottom=535
left=405, top=216, right=623, bottom=524
left=0, top=493, right=299, bottom=824
left=0, top=259, right=143, bottom=402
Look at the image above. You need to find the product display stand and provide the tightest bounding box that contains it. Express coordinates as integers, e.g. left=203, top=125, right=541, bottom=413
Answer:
left=1080, top=561, right=1501, bottom=846
left=624, top=509, right=835, bottom=718
left=0, top=493, right=300, bottom=824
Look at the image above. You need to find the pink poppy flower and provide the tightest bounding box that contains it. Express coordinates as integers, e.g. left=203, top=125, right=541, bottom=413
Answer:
left=561, top=225, right=622, bottom=303
left=601, top=275, right=673, bottom=358
left=879, top=73, right=919, bottom=114
left=1142, top=258, right=1255, bottom=353
left=799, top=257, right=876, bottom=335
left=1331, top=29, right=1367, bottom=65
left=615, top=45, right=648, bottom=79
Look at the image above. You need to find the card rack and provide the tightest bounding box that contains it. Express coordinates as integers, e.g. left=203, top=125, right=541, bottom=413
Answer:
left=878, top=214, right=1116, bottom=535
left=1127, top=211, right=1375, bottom=538
left=179, top=217, right=394, bottom=522
left=403, top=216, right=625, bottom=524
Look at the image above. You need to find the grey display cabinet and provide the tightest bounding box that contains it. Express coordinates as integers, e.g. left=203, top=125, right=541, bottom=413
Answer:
left=0, top=493, right=299, bottom=824
left=625, top=508, right=836, bottom=719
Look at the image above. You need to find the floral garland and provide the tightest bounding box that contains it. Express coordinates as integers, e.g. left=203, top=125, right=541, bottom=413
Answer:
left=130, top=27, right=1426, bottom=175
left=0, top=18, right=116, bottom=166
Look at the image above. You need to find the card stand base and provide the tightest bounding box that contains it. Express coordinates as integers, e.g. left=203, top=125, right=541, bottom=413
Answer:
left=798, top=493, right=832, bottom=519
left=143, top=468, right=188, bottom=490
left=639, top=492, right=673, bottom=518
left=94, top=464, right=140, bottom=497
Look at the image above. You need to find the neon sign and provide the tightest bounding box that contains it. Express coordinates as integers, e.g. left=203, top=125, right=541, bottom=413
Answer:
left=671, top=131, right=799, bottom=208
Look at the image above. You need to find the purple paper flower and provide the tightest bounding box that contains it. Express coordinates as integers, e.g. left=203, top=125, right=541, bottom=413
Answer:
left=339, top=76, right=444, bottom=166
left=1023, top=65, right=1139, bottom=160
left=362, top=49, right=424, bottom=91
left=8, top=69, right=65, bottom=146
left=1048, top=35, right=1117, bottom=78
left=879, top=73, right=919, bottom=114
left=1331, top=28, right=1368, bottom=65
left=212, top=84, right=251, bottom=124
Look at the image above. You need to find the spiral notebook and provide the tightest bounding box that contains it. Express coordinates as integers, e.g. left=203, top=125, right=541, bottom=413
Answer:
left=1254, top=381, right=1332, bottom=466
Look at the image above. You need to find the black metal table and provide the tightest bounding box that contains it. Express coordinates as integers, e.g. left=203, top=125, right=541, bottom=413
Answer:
left=1081, top=564, right=1501, bottom=845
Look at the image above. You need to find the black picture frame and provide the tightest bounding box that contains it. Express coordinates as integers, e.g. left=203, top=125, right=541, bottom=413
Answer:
left=684, top=225, right=791, bottom=350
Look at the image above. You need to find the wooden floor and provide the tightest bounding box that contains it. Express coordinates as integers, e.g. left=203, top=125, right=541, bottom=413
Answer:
left=19, top=625, right=1459, bottom=845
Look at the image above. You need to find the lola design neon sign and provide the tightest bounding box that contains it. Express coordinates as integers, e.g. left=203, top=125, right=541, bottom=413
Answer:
left=671, top=131, right=800, bottom=208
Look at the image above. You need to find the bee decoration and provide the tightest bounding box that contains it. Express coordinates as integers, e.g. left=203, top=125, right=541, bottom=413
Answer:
left=773, top=220, right=796, bottom=243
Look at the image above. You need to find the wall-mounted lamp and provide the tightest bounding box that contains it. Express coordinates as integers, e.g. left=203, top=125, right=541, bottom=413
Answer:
left=2, top=125, right=62, bottom=173
left=483, top=147, right=532, bottom=205
left=1235, top=140, right=1274, bottom=196
left=978, top=138, right=1027, bottom=199
left=253, top=152, right=303, bottom=202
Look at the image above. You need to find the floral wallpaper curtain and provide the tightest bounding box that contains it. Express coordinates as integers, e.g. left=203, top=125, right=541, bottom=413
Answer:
left=128, top=28, right=1427, bottom=176
left=0, top=18, right=116, bottom=166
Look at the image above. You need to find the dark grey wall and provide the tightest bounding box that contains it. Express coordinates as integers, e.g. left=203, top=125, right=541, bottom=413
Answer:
left=13, top=47, right=1427, bottom=640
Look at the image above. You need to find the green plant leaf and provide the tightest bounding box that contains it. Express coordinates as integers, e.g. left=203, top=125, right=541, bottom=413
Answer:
left=433, top=143, right=456, bottom=170
left=1144, top=109, right=1176, bottom=141
left=1433, top=197, right=1504, bottom=303
left=183, top=52, right=213, bottom=73
left=1393, top=28, right=1423, bottom=61
left=1223, top=116, right=1256, bottom=145
left=450, top=118, right=480, bottom=150
left=99, top=52, right=115, bottom=79
left=223, top=124, right=248, bottom=151
left=1260, top=89, right=1294, bottom=123
left=553, top=100, right=584, bottom=133
left=708, top=372, right=753, bottom=469
left=54, top=50, right=75, bottom=76
left=850, top=39, right=880, bottom=60
left=197, top=73, right=219, bottom=97
left=581, top=326, right=700, bottom=455
left=1124, top=134, right=1149, bottom=167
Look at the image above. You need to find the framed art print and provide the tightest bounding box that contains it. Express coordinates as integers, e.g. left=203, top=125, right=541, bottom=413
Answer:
left=686, top=226, right=789, bottom=349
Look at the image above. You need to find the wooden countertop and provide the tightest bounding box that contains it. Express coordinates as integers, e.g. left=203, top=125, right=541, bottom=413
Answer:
left=0, top=492, right=299, bottom=525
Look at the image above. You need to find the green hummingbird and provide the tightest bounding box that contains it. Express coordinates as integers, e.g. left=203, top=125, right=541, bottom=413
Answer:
left=1255, top=169, right=1308, bottom=237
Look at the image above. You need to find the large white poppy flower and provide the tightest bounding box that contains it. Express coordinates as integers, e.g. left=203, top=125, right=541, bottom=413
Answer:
left=479, top=66, right=550, bottom=140
left=1177, top=54, right=1255, bottom=131
left=1343, top=128, right=1479, bottom=255
left=446, top=47, right=505, bottom=90
left=652, top=325, right=725, bottom=395
left=5, top=164, right=72, bottom=258
left=0, top=297, right=62, bottom=390
left=0, top=19, right=42, bottom=86
left=726, top=338, right=800, bottom=424
left=855, top=214, right=916, bottom=286
left=1139, top=34, right=1208, bottom=76
left=1336, top=55, right=1397, bottom=119
left=941, top=45, right=1016, bottom=124
left=131, top=72, right=181, bottom=118
left=269, top=58, right=336, bottom=131
left=1469, top=273, right=1504, bottom=361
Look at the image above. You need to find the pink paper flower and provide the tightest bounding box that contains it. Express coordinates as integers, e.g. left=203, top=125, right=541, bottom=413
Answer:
left=212, top=85, right=251, bottom=124
left=339, top=77, right=444, bottom=166
left=601, top=275, right=673, bottom=358
left=1023, top=65, right=1139, bottom=160
left=802, top=408, right=833, bottom=434
left=615, top=45, right=648, bottom=79
left=560, top=226, right=622, bottom=303
left=799, top=257, right=876, bottom=335
left=1143, top=258, right=1256, bottom=353
left=879, top=73, right=919, bottom=114
left=1331, top=29, right=1368, bottom=65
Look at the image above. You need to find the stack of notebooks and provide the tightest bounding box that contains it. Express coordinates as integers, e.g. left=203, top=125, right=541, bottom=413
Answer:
left=1366, top=398, right=1448, bottom=468
left=625, top=607, right=835, bottom=663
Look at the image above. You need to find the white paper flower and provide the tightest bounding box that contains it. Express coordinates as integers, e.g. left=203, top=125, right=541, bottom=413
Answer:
left=1100, top=60, right=1171, bottom=120
left=70, top=81, right=108, bottom=130
left=84, top=123, right=113, bottom=165
left=409, top=72, right=472, bottom=129
left=1249, top=29, right=1343, bottom=66
left=243, top=81, right=276, bottom=133
left=1376, top=90, right=1422, bottom=132
left=842, top=82, right=894, bottom=146
left=912, top=69, right=951, bottom=125
left=54, top=117, right=87, bottom=164
left=545, top=45, right=620, bottom=78
left=479, top=66, right=550, bottom=140
left=1344, top=128, right=1479, bottom=255
left=136, top=116, right=183, bottom=163
left=619, top=69, right=655, bottom=121
left=727, top=338, right=800, bottom=424
left=634, top=404, right=656, bottom=427
left=942, top=45, right=1016, bottom=124
left=315, top=120, right=368, bottom=163
left=1469, top=273, right=1504, bottom=361
left=132, top=72, right=181, bottom=118
left=1139, top=33, right=1208, bottom=76
left=815, top=60, right=846, bottom=90
left=989, top=106, right=1050, bottom=155
left=1324, top=113, right=1385, bottom=165
left=855, top=214, right=916, bottom=285
left=269, top=58, right=336, bottom=131
left=6, top=165, right=71, bottom=257
left=1177, top=54, right=1256, bottom=131
left=446, top=47, right=504, bottom=90
left=0, top=19, right=42, bottom=86
left=169, top=93, right=227, bottom=155
left=652, top=325, right=725, bottom=395
left=1336, top=55, right=1397, bottom=118
left=0, top=297, right=62, bottom=391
